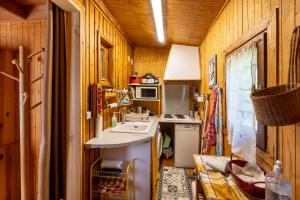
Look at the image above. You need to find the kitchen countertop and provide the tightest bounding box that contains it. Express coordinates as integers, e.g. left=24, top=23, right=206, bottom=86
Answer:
left=84, top=116, right=201, bottom=149
left=84, top=118, right=160, bottom=149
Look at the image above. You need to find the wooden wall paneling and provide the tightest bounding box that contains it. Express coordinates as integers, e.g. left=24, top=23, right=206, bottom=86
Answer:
left=0, top=19, right=46, bottom=200
left=0, top=50, right=18, bottom=146
left=29, top=20, right=37, bottom=200
left=95, top=8, right=99, bottom=82
left=33, top=19, right=42, bottom=198
left=230, top=1, right=234, bottom=44
left=84, top=0, right=91, bottom=199
left=262, top=0, right=271, bottom=19
left=133, top=47, right=170, bottom=79
left=296, top=123, right=300, bottom=199
left=248, top=0, right=255, bottom=30
left=243, top=0, right=249, bottom=34
left=296, top=1, right=300, bottom=196
left=0, top=143, right=20, bottom=200
left=99, top=13, right=103, bottom=35
left=0, top=147, right=6, bottom=199
left=255, top=0, right=262, bottom=25
left=237, top=0, right=243, bottom=38
left=280, top=0, right=296, bottom=197
left=233, top=0, right=238, bottom=41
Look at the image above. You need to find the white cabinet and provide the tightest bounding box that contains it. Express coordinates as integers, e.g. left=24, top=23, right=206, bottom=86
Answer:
left=175, top=124, right=200, bottom=168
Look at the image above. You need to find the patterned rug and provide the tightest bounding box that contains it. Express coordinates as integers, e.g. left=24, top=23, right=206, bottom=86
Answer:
left=158, top=167, right=193, bottom=200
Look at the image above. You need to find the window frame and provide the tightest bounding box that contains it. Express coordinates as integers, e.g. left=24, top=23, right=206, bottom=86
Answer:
left=224, top=32, right=268, bottom=153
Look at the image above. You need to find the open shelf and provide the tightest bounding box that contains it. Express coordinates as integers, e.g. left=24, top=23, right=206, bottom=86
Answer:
left=132, top=98, right=160, bottom=102
left=128, top=83, right=161, bottom=87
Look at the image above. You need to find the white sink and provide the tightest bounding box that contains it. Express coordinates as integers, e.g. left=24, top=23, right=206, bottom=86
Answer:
left=109, top=119, right=154, bottom=134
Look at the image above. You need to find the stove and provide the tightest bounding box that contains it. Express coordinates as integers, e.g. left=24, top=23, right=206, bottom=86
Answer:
left=175, top=114, right=185, bottom=119
left=161, top=114, right=190, bottom=121
left=164, top=114, right=174, bottom=119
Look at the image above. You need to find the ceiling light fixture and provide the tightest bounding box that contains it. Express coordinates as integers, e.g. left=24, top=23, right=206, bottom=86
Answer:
left=151, top=0, right=165, bottom=43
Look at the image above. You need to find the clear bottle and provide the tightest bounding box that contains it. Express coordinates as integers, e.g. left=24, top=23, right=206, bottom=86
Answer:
left=265, top=160, right=292, bottom=200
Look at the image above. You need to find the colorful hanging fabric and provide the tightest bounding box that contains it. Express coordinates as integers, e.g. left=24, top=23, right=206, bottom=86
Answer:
left=202, top=88, right=217, bottom=153
left=215, top=87, right=223, bottom=156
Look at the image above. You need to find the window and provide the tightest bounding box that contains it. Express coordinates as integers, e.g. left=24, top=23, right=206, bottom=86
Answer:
left=97, top=35, right=112, bottom=83
left=100, top=45, right=109, bottom=80
left=226, top=33, right=267, bottom=162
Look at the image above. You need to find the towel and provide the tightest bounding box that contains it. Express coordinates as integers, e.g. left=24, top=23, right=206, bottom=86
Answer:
left=202, top=88, right=217, bottom=153
left=101, top=160, right=123, bottom=170
left=215, top=87, right=223, bottom=156
left=200, top=155, right=229, bottom=173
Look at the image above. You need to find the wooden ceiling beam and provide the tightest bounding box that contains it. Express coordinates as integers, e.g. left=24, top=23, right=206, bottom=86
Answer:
left=0, top=0, right=27, bottom=19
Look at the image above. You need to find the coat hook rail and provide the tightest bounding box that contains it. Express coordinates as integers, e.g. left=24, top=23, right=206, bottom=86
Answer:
left=0, top=71, right=19, bottom=82
left=28, top=48, right=45, bottom=59
left=12, top=59, right=24, bottom=74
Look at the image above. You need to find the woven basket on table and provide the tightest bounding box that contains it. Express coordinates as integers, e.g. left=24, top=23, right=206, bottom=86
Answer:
left=251, top=26, right=300, bottom=126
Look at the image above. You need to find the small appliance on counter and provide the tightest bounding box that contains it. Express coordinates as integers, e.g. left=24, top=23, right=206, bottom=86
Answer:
left=136, top=86, right=158, bottom=99
left=129, top=72, right=141, bottom=84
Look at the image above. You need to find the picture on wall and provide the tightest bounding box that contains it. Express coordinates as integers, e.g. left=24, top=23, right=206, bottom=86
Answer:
left=208, top=55, right=217, bottom=88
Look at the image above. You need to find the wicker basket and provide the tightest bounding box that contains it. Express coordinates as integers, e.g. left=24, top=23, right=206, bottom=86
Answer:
left=227, top=159, right=265, bottom=200
left=251, top=83, right=300, bottom=126
left=251, top=26, right=300, bottom=126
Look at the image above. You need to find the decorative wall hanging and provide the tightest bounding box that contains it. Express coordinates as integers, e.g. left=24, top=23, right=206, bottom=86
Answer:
left=208, top=55, right=217, bottom=88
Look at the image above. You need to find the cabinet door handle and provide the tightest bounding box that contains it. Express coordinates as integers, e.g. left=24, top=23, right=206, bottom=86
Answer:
left=0, top=154, right=3, bottom=160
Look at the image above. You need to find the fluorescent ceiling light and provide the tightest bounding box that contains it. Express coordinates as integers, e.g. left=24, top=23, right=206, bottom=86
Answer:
left=151, top=0, right=165, bottom=43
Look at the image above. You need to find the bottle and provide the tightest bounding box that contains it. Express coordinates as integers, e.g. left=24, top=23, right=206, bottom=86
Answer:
left=265, top=160, right=292, bottom=200
left=111, top=112, right=117, bottom=128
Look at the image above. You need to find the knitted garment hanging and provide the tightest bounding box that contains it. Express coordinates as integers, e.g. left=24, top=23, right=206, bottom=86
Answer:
left=202, top=88, right=217, bottom=153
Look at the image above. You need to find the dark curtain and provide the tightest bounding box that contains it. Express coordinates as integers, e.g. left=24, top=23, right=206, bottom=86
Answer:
left=50, top=4, right=67, bottom=200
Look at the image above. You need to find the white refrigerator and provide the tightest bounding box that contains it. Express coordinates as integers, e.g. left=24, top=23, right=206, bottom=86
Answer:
left=175, top=124, right=200, bottom=168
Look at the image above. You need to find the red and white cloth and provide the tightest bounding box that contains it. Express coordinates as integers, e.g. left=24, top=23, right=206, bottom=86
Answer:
left=202, top=88, right=218, bottom=153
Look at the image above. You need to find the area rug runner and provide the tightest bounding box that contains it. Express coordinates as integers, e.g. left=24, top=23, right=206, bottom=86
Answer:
left=158, top=167, right=193, bottom=200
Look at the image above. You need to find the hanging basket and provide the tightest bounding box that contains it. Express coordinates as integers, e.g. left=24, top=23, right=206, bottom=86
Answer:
left=251, top=84, right=300, bottom=126
left=251, top=26, right=300, bottom=126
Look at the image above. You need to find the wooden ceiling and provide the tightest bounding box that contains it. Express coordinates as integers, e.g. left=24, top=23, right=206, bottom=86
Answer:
left=102, top=0, right=226, bottom=47
left=0, top=0, right=46, bottom=20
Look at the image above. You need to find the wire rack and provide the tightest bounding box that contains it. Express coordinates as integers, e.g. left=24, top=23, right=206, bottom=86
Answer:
left=90, top=156, right=135, bottom=200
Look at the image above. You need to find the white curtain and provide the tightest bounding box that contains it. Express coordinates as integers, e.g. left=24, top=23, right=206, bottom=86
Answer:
left=226, top=45, right=257, bottom=163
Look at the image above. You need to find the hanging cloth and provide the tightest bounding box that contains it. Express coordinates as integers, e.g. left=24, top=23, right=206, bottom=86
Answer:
left=215, top=87, right=223, bottom=156
left=226, top=45, right=257, bottom=163
left=202, top=88, right=217, bottom=153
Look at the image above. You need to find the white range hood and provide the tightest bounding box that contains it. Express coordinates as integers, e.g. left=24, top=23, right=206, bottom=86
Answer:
left=164, top=44, right=201, bottom=80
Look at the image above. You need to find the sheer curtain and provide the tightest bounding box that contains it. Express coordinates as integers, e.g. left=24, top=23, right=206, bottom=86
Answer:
left=226, top=45, right=257, bottom=163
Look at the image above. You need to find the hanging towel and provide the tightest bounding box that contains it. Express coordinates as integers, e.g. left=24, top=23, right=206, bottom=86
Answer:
left=202, top=88, right=217, bottom=153
left=215, top=87, right=223, bottom=156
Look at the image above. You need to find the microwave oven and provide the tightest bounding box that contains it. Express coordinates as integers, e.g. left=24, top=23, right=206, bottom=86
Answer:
left=136, top=86, right=158, bottom=99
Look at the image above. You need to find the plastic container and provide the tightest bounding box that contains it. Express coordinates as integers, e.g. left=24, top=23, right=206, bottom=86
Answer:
left=265, top=160, right=292, bottom=200
left=111, top=112, right=117, bottom=128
